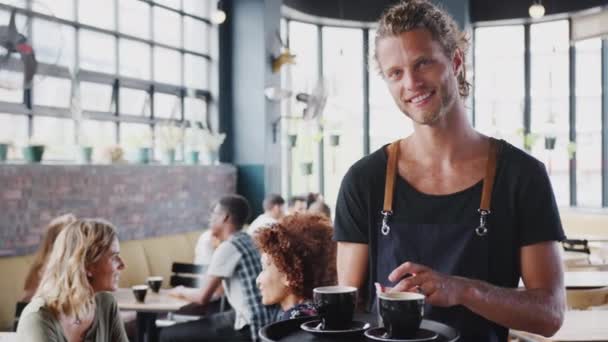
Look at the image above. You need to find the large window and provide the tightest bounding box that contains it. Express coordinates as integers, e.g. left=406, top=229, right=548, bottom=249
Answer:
left=575, top=38, right=602, bottom=207
left=322, top=26, right=364, bottom=208
left=0, top=0, right=213, bottom=163
left=474, top=26, right=525, bottom=148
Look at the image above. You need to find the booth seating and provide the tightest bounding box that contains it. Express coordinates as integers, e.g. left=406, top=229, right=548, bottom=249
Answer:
left=0, top=230, right=203, bottom=331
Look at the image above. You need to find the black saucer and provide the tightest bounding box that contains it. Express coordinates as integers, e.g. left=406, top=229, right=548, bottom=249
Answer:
left=300, top=319, right=371, bottom=336
left=364, top=327, right=438, bottom=342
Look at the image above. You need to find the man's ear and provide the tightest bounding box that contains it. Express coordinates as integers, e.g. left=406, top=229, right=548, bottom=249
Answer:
left=452, top=48, right=464, bottom=77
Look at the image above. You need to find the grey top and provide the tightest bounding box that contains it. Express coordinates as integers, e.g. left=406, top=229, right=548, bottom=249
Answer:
left=16, top=292, right=129, bottom=342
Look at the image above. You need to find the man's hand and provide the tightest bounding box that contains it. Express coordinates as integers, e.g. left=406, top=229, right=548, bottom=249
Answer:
left=387, top=262, right=469, bottom=307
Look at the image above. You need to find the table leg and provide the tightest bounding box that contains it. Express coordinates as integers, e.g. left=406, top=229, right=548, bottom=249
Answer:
left=136, top=312, right=159, bottom=342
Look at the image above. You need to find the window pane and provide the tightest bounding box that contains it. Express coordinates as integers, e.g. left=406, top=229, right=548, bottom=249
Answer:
left=154, top=92, right=181, bottom=119
left=184, top=17, right=208, bottom=53
left=287, top=21, right=320, bottom=196
left=154, top=124, right=184, bottom=160
left=0, top=72, right=23, bottom=103
left=80, top=82, right=113, bottom=112
left=530, top=20, right=570, bottom=206
left=80, top=120, right=116, bottom=148
left=184, top=54, right=207, bottom=89
left=154, top=47, right=181, bottom=85
left=183, top=0, right=209, bottom=18
left=120, top=123, right=152, bottom=155
left=119, top=39, right=151, bottom=80
left=154, top=0, right=181, bottom=10
left=78, top=0, right=115, bottom=30
left=153, top=6, right=181, bottom=47
left=80, top=30, right=116, bottom=74
left=44, top=0, right=74, bottom=21
left=322, top=26, right=364, bottom=208
left=474, top=25, right=525, bottom=148
left=34, top=76, right=71, bottom=107
left=369, top=28, right=414, bottom=152
left=184, top=97, right=206, bottom=122
left=33, top=20, right=75, bottom=70
left=575, top=38, right=602, bottom=208
left=32, top=117, right=74, bottom=160
left=0, top=114, right=28, bottom=159
left=119, top=0, right=151, bottom=39
left=120, top=87, right=151, bottom=117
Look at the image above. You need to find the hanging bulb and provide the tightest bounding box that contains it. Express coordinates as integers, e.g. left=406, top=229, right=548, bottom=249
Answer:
left=211, top=1, right=226, bottom=24
left=529, top=1, right=545, bottom=19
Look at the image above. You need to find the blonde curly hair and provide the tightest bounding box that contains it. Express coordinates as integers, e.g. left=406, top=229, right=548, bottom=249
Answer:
left=34, top=219, right=118, bottom=320
left=374, top=0, right=471, bottom=98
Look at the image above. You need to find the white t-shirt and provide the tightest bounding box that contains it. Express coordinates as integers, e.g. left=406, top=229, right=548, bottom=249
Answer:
left=194, top=230, right=214, bottom=266
left=247, top=213, right=276, bottom=235
left=207, top=239, right=251, bottom=330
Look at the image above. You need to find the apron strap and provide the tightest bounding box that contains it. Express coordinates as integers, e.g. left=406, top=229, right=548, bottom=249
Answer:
left=382, top=138, right=500, bottom=233
left=479, top=138, right=498, bottom=213
left=383, top=140, right=401, bottom=214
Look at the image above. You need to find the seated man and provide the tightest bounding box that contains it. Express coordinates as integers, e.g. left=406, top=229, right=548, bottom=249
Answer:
left=161, top=195, right=276, bottom=342
left=286, top=195, right=307, bottom=215
left=247, top=193, right=284, bottom=235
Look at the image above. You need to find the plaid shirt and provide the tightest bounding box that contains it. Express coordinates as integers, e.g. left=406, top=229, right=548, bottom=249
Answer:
left=229, top=231, right=276, bottom=341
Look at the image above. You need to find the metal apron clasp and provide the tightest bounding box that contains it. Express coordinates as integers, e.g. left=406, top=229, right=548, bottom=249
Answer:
left=475, top=209, right=490, bottom=236
left=381, top=210, right=392, bottom=236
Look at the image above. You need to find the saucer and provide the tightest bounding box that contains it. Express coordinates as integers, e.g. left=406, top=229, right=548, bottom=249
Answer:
left=364, top=327, right=439, bottom=342
left=300, top=319, right=371, bottom=336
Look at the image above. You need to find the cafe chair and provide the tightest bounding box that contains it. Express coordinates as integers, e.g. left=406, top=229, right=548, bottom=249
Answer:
left=566, top=286, right=608, bottom=310
left=13, top=301, right=28, bottom=331
left=156, top=262, right=228, bottom=328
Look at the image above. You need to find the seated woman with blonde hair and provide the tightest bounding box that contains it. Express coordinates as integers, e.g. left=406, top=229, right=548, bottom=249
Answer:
left=255, top=214, right=337, bottom=320
left=17, top=219, right=129, bottom=342
left=22, top=213, right=77, bottom=302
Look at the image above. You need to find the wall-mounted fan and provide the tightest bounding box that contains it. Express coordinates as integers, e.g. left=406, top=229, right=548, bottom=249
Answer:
left=270, top=78, right=329, bottom=143
left=0, top=9, right=36, bottom=89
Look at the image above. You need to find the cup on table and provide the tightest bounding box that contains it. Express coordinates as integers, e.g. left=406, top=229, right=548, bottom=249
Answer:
left=132, top=285, right=149, bottom=303
left=378, top=291, right=425, bottom=339
left=313, top=285, right=357, bottom=330
left=147, top=276, right=163, bottom=293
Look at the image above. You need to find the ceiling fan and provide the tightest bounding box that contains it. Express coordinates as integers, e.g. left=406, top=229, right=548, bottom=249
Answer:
left=0, top=9, right=37, bottom=89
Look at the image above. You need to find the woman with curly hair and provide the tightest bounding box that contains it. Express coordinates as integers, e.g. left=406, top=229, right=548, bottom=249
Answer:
left=255, top=213, right=337, bottom=321
left=17, top=218, right=128, bottom=342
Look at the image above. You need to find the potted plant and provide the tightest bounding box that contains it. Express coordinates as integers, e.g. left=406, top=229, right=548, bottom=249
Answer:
left=157, top=124, right=184, bottom=165
left=0, top=141, right=10, bottom=162
left=288, top=134, right=298, bottom=148
left=300, top=161, right=313, bottom=176
left=124, top=130, right=153, bottom=164
left=100, top=145, right=125, bottom=164
left=200, top=128, right=226, bottom=165
left=22, top=136, right=45, bottom=163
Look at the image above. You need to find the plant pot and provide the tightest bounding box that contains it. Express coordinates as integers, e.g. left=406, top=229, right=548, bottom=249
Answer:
left=161, top=148, right=176, bottom=165
left=300, top=162, right=313, bottom=176
left=208, top=151, right=220, bottom=165
left=288, top=134, right=298, bottom=148
left=78, top=146, right=93, bottom=164
left=0, top=143, right=8, bottom=162
left=136, top=147, right=151, bottom=164
left=23, top=145, right=45, bottom=163
left=329, top=134, right=340, bottom=147
left=545, top=136, right=556, bottom=150
left=186, top=151, right=200, bottom=165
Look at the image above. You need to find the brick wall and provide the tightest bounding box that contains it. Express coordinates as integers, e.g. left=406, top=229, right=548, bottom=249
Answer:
left=0, top=164, right=237, bottom=257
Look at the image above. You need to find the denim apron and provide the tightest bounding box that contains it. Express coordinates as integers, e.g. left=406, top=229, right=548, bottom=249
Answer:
left=375, top=139, right=501, bottom=341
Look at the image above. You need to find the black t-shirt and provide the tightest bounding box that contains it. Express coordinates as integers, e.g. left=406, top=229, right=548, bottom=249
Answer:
left=334, top=139, right=565, bottom=341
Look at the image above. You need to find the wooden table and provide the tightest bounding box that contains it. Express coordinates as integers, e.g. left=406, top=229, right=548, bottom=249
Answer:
left=564, top=271, right=608, bottom=289
left=511, top=310, right=608, bottom=341
left=113, top=288, right=188, bottom=342
left=0, top=333, right=16, bottom=342
left=519, top=271, right=608, bottom=289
